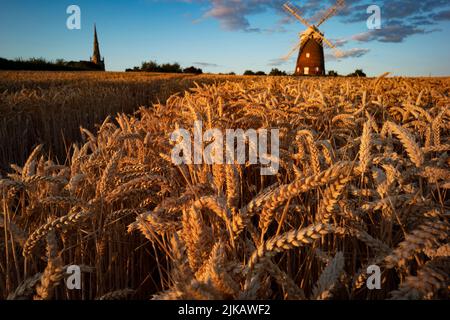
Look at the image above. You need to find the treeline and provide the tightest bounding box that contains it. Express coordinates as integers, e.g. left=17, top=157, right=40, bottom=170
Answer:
left=0, top=57, right=367, bottom=77
left=0, top=57, right=104, bottom=71
left=328, top=69, right=367, bottom=77
left=126, top=61, right=203, bottom=74
left=244, top=68, right=288, bottom=76
left=243, top=68, right=367, bottom=77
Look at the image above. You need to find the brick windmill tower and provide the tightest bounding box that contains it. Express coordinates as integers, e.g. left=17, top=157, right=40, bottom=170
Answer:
left=282, top=1, right=345, bottom=76
left=90, top=24, right=105, bottom=71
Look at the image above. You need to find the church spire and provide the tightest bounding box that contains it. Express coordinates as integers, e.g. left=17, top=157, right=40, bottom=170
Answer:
left=91, top=24, right=101, bottom=65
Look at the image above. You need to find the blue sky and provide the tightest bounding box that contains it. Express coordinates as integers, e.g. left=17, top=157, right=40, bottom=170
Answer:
left=1, top=0, right=449, bottom=76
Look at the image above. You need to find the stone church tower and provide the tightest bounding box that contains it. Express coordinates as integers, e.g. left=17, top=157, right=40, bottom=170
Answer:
left=90, top=24, right=105, bottom=71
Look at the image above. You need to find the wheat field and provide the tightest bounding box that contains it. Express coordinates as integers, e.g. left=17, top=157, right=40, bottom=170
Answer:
left=0, top=75, right=449, bottom=300
left=0, top=71, right=238, bottom=172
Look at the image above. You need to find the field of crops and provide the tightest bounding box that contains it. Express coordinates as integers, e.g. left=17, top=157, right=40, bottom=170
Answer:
left=0, top=71, right=237, bottom=172
left=0, top=74, right=449, bottom=300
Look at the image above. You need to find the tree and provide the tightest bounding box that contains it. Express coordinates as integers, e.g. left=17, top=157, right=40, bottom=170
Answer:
left=134, top=61, right=183, bottom=73
left=269, top=68, right=287, bottom=76
left=255, top=71, right=266, bottom=76
left=141, top=60, right=160, bottom=72
left=347, top=69, right=366, bottom=77
left=243, top=70, right=255, bottom=76
left=183, top=66, right=203, bottom=74
left=160, top=63, right=182, bottom=73
left=328, top=70, right=339, bottom=76
left=354, top=69, right=366, bottom=77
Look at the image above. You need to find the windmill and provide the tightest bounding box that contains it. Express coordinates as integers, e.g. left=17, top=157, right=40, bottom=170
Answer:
left=283, top=0, right=345, bottom=76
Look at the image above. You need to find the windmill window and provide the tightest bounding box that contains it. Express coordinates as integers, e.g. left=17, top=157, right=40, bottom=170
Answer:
left=306, top=53, right=310, bottom=58
left=316, top=67, right=319, bottom=72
